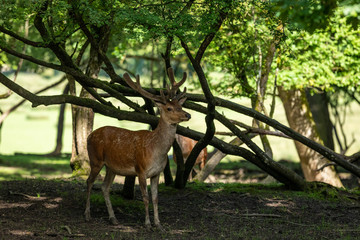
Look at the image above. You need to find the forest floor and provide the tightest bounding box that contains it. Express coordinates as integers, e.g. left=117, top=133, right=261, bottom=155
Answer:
left=0, top=154, right=360, bottom=239
left=1, top=177, right=360, bottom=240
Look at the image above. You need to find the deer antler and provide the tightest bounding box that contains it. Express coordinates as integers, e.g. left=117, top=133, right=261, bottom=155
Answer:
left=123, top=73, right=167, bottom=104
left=167, top=67, right=187, bottom=100
left=123, top=68, right=187, bottom=104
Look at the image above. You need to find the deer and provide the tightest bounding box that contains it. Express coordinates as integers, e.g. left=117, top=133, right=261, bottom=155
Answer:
left=173, top=135, right=207, bottom=180
left=84, top=68, right=191, bottom=231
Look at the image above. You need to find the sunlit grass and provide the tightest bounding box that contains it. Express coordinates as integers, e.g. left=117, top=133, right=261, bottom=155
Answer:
left=0, top=154, right=72, bottom=180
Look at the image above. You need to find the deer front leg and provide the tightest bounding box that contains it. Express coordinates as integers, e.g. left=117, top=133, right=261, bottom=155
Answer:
left=150, top=175, right=164, bottom=232
left=138, top=174, right=151, bottom=229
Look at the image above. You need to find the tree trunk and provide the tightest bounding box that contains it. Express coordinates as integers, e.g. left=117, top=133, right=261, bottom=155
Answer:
left=163, top=158, right=173, bottom=186
left=174, top=139, right=186, bottom=189
left=278, top=87, right=343, bottom=187
left=195, top=137, right=240, bottom=182
left=305, top=89, right=334, bottom=150
left=46, top=84, right=69, bottom=156
left=69, top=89, right=94, bottom=174
left=121, top=176, right=136, bottom=199
left=69, top=47, right=102, bottom=175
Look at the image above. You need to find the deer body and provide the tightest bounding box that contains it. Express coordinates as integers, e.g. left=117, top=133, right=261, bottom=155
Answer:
left=84, top=68, right=190, bottom=231
left=88, top=121, right=176, bottom=177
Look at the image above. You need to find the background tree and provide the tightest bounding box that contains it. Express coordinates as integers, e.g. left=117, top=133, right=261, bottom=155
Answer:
left=276, top=8, right=360, bottom=187
left=198, top=1, right=359, bottom=187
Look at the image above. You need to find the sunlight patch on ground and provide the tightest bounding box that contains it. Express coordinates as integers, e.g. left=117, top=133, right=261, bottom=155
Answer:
left=9, top=230, right=34, bottom=237
left=0, top=201, right=33, bottom=209
left=264, top=198, right=295, bottom=208
left=113, top=224, right=138, bottom=233
left=0, top=165, right=72, bottom=180
left=170, top=229, right=196, bottom=234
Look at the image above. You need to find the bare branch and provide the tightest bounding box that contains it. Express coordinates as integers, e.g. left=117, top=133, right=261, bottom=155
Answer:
left=182, top=95, right=360, bottom=178
left=0, top=25, right=46, bottom=48
left=0, top=20, right=30, bottom=99
left=0, top=70, right=268, bottom=172
left=0, top=44, right=64, bottom=71
left=0, top=43, right=144, bottom=112
left=0, top=76, right=66, bottom=124
left=215, top=129, right=291, bottom=139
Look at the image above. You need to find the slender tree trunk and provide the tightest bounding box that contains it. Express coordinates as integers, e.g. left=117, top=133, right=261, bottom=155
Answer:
left=174, top=139, right=186, bottom=188
left=47, top=84, right=69, bottom=156
left=278, top=87, right=343, bottom=187
left=121, top=176, right=136, bottom=199
left=163, top=158, right=173, bottom=186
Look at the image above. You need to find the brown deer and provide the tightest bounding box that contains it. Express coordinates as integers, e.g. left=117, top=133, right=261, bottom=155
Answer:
left=84, top=68, right=190, bottom=231
left=173, top=135, right=207, bottom=180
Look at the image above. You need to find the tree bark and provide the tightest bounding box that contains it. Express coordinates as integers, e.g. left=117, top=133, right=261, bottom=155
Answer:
left=177, top=2, right=228, bottom=185
left=121, top=176, right=136, bottom=200
left=68, top=11, right=110, bottom=173
left=69, top=45, right=102, bottom=174
left=305, top=89, right=334, bottom=150
left=174, top=140, right=186, bottom=188
left=278, top=87, right=343, bottom=187
left=69, top=89, right=94, bottom=174
left=195, top=137, right=242, bottom=182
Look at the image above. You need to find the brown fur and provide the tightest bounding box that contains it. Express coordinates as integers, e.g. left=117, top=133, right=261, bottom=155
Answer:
left=84, top=99, right=190, bottom=231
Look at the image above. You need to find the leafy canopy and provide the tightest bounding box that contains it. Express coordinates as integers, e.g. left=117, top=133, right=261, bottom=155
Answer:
left=278, top=9, right=360, bottom=92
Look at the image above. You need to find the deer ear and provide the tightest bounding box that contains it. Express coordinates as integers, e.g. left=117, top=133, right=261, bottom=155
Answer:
left=178, top=97, right=187, bottom=106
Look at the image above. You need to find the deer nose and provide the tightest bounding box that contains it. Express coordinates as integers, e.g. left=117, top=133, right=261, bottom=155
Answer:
left=185, top=113, right=191, bottom=119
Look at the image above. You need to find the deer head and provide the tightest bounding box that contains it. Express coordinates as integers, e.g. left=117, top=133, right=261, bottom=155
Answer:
left=123, top=68, right=191, bottom=124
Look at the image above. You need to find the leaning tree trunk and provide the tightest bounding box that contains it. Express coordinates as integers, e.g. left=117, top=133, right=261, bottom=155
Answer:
left=278, top=87, right=343, bottom=187
left=195, top=137, right=242, bottom=182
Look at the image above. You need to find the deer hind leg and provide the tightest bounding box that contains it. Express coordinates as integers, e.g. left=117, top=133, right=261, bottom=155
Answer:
left=150, top=175, right=164, bottom=232
left=84, top=164, right=103, bottom=222
left=138, top=173, right=151, bottom=229
left=102, top=167, right=117, bottom=225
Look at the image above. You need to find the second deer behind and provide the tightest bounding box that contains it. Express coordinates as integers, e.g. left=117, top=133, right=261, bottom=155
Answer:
left=173, top=135, right=207, bottom=180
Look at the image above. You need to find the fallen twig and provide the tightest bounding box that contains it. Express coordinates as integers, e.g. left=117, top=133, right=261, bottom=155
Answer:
left=240, top=213, right=282, bottom=218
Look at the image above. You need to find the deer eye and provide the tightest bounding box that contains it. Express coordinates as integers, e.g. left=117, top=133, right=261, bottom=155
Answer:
left=167, top=107, right=173, bottom=111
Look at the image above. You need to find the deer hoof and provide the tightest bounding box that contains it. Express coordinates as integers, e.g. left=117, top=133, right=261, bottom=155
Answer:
left=145, top=223, right=152, bottom=231
left=155, top=223, right=165, bottom=232
left=84, top=213, right=91, bottom=222
left=109, top=217, right=118, bottom=225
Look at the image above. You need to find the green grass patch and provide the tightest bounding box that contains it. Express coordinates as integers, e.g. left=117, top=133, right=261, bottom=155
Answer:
left=184, top=181, right=285, bottom=194
left=0, top=154, right=72, bottom=180
left=172, top=181, right=360, bottom=204
left=90, top=193, right=145, bottom=212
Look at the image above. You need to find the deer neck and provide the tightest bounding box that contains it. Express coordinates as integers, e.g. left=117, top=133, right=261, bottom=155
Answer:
left=152, top=117, right=177, bottom=153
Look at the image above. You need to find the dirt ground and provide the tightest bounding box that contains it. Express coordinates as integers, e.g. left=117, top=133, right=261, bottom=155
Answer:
left=0, top=177, right=360, bottom=240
